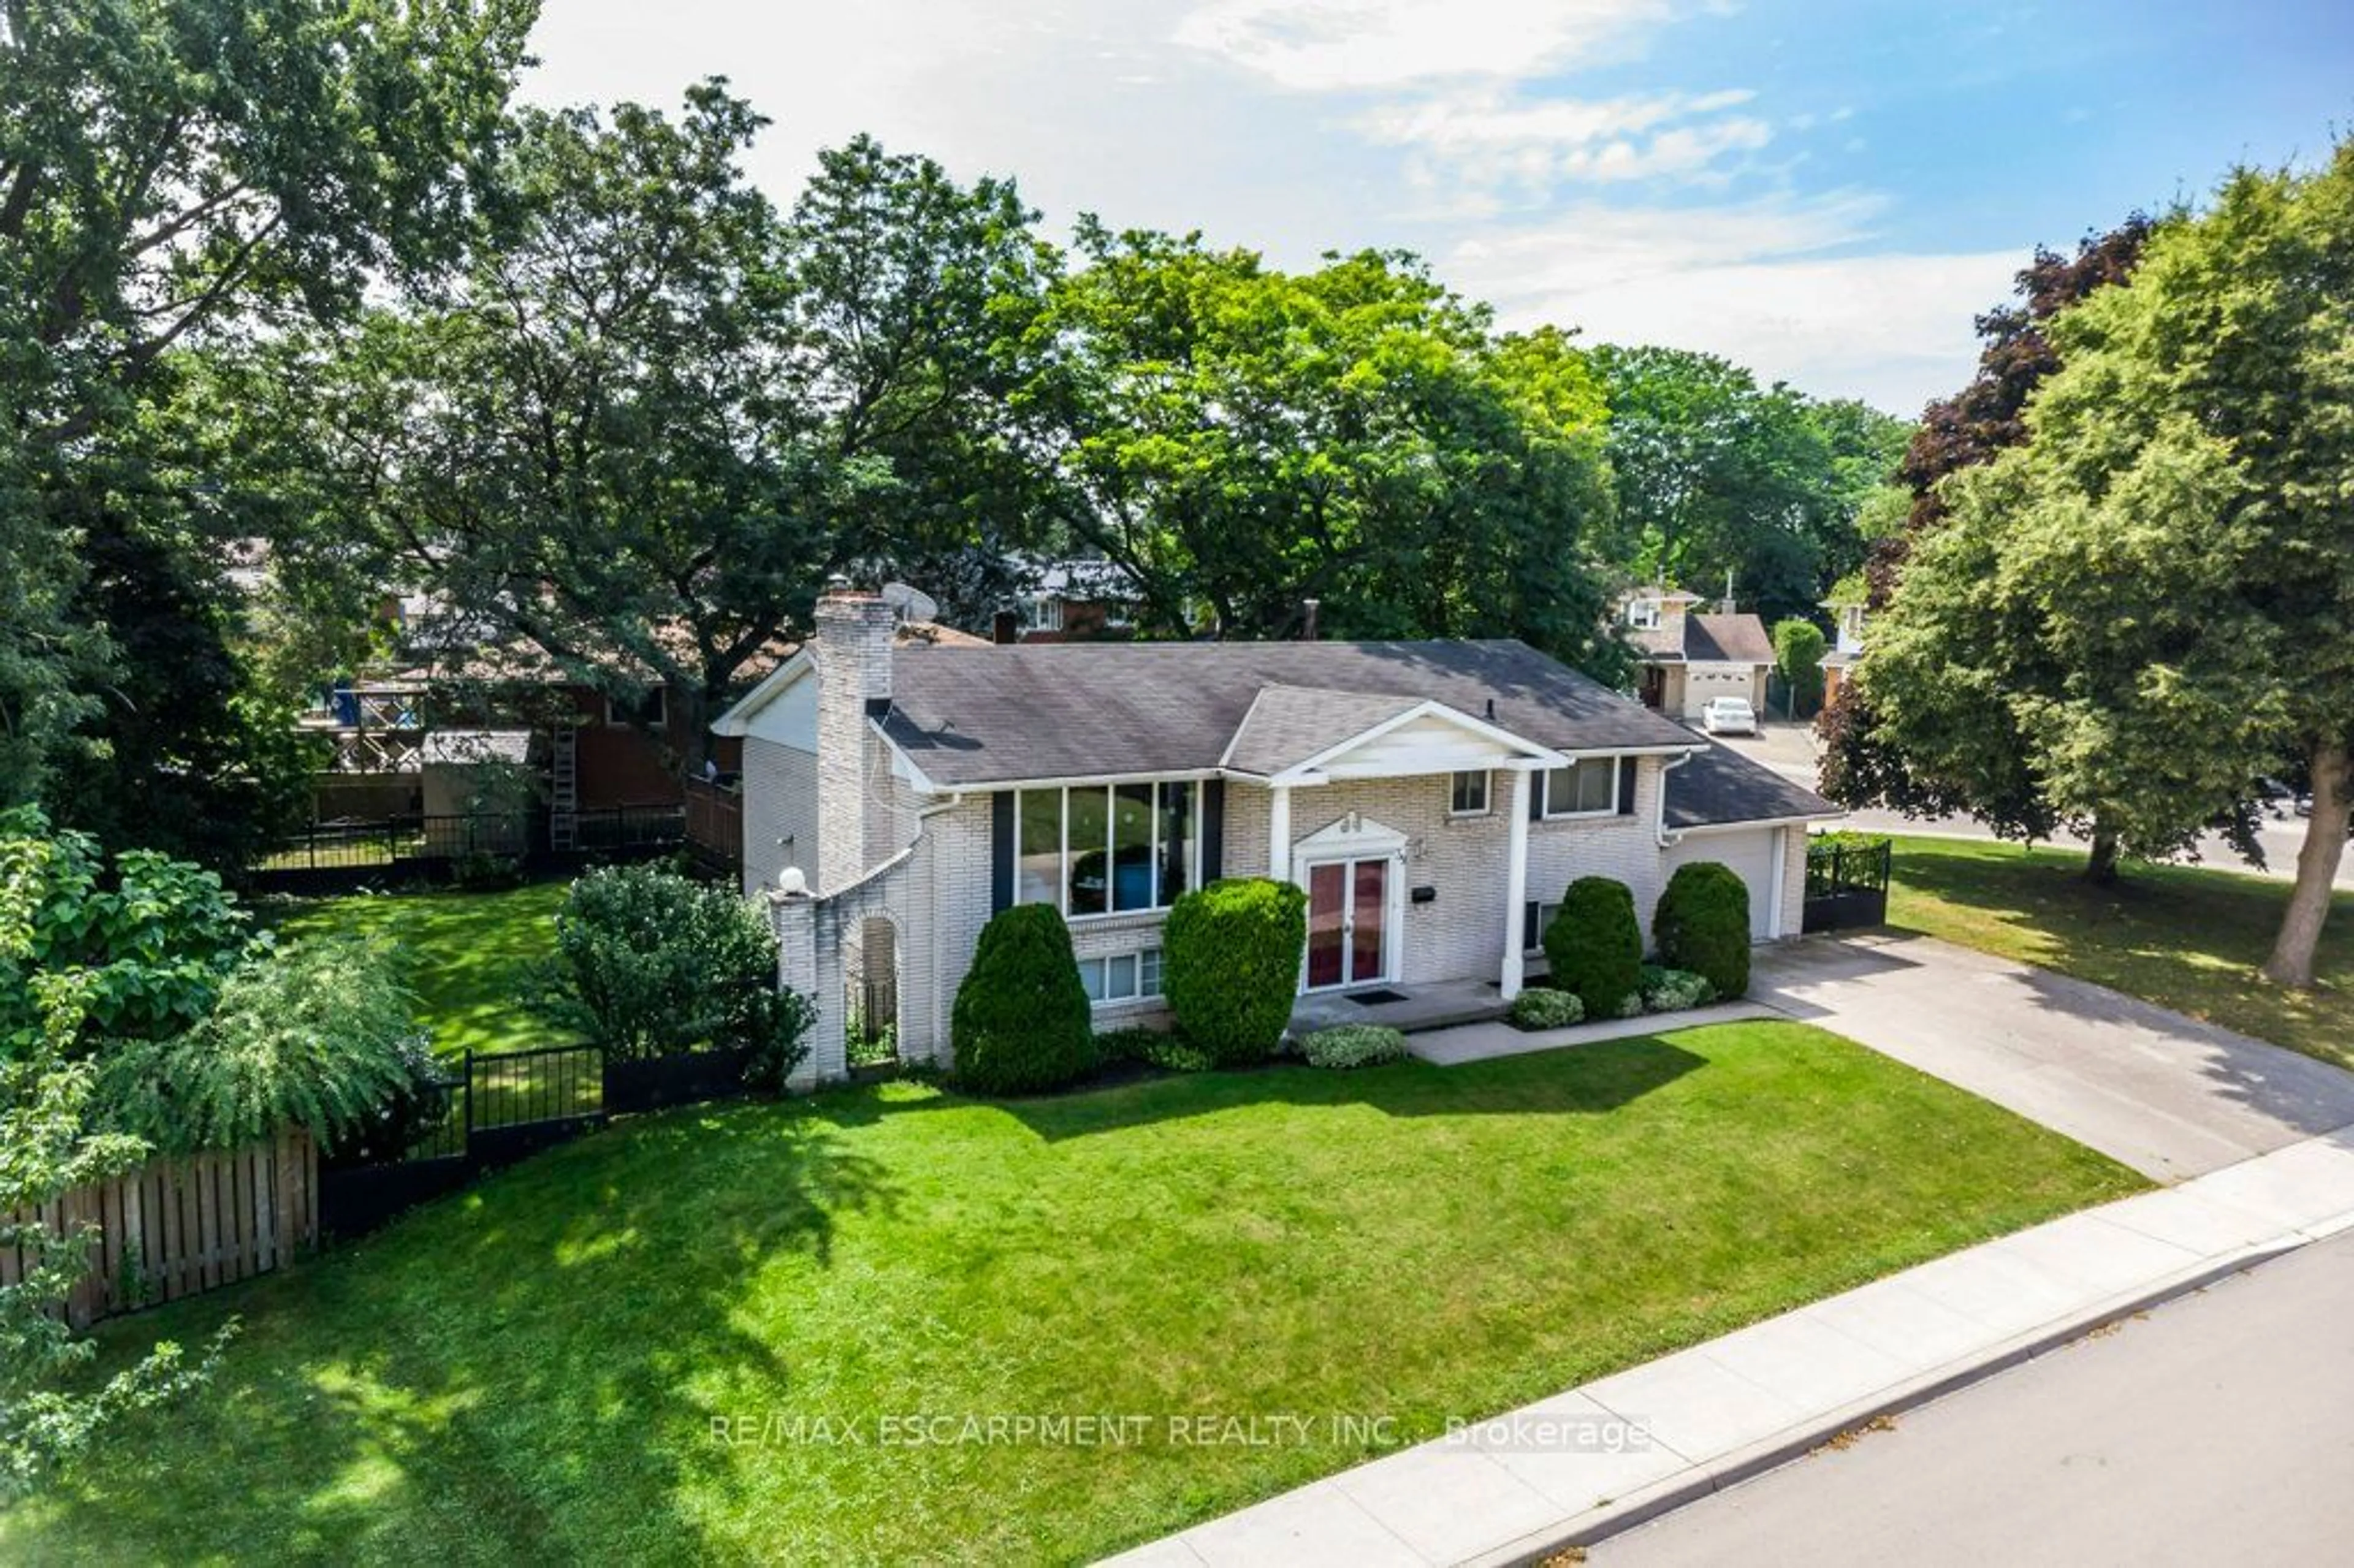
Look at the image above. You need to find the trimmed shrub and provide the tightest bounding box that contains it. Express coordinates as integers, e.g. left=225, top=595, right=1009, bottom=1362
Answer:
left=1639, top=965, right=1716, bottom=1014
left=546, top=864, right=790, bottom=1061
left=1302, top=1024, right=1410, bottom=1070
left=1653, top=861, right=1752, bottom=999
left=1508, top=986, right=1585, bottom=1031
left=1095, top=1024, right=1216, bottom=1074
left=950, top=904, right=1095, bottom=1094
left=1542, top=876, right=1644, bottom=1019
left=1164, top=877, right=1308, bottom=1065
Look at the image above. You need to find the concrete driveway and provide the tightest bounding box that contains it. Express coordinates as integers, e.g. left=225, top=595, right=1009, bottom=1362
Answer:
left=1754, top=932, right=2354, bottom=1182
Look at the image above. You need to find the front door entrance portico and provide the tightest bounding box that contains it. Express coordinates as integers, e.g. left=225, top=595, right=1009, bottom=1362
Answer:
left=1305, top=856, right=1391, bottom=989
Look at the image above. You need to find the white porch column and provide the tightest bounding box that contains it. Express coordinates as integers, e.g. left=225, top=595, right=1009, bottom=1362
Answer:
left=1268, top=783, right=1292, bottom=883
left=1501, top=767, right=1530, bottom=999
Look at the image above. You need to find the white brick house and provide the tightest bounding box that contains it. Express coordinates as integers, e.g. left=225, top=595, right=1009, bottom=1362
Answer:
left=714, top=588, right=1841, bottom=1088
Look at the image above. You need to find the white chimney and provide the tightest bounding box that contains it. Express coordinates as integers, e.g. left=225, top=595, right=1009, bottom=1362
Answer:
left=813, top=586, right=897, bottom=895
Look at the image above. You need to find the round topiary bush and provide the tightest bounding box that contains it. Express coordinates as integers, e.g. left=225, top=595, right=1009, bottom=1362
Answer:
left=950, top=904, right=1095, bottom=1094
left=1163, top=877, right=1308, bottom=1065
left=1542, top=876, right=1643, bottom=1019
left=1507, top=986, right=1585, bottom=1031
left=1653, top=861, right=1752, bottom=999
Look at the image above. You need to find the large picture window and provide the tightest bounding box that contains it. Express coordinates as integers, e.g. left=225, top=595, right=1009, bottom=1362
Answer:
left=1541, top=756, right=1623, bottom=818
left=1016, top=782, right=1200, bottom=918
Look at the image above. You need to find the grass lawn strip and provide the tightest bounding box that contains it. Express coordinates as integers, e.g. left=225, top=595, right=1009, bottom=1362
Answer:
left=2, top=1019, right=2141, bottom=1565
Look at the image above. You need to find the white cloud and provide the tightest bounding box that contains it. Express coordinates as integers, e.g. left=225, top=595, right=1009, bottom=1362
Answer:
left=1444, top=206, right=2021, bottom=411
left=1442, top=192, right=1889, bottom=297
left=1173, top=0, right=1675, bottom=90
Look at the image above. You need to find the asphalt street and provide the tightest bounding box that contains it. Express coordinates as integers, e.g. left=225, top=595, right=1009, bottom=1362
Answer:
left=1591, top=1228, right=2354, bottom=1567
left=1715, top=721, right=2354, bottom=888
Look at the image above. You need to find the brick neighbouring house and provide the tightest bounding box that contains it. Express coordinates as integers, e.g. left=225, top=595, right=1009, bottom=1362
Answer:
left=1620, top=587, right=1778, bottom=719
left=715, top=587, right=1840, bottom=1089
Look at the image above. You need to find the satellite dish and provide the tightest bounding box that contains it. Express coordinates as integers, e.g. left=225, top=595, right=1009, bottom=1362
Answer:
left=879, top=581, right=940, bottom=624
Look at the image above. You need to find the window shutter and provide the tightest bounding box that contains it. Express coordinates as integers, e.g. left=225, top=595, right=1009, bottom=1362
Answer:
left=1617, top=758, right=1637, bottom=816
left=1525, top=900, right=1542, bottom=950
left=1528, top=771, right=1546, bottom=820
left=1200, top=780, right=1224, bottom=883
left=991, top=793, right=1015, bottom=913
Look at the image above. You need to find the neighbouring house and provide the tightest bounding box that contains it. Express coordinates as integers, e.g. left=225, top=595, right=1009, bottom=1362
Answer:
left=1620, top=587, right=1777, bottom=720
left=715, top=587, right=1842, bottom=1088
left=1820, top=578, right=1869, bottom=707
left=989, top=557, right=1136, bottom=644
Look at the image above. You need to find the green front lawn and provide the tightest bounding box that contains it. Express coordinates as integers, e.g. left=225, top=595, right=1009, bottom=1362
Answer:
left=2, top=1021, right=2139, bottom=1565
left=1885, top=835, right=2354, bottom=1070
left=268, top=880, right=575, bottom=1058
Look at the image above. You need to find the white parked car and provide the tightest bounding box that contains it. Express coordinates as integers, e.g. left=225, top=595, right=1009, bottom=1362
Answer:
left=1700, top=696, right=1758, bottom=736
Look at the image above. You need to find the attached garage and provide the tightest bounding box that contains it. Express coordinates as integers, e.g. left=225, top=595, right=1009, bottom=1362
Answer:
left=1662, top=826, right=1785, bottom=941
left=1659, top=742, right=1846, bottom=942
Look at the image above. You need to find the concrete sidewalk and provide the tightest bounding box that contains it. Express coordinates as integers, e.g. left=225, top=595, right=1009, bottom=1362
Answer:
left=1105, top=1124, right=2354, bottom=1568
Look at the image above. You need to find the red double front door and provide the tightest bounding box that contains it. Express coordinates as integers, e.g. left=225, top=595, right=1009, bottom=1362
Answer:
left=1305, top=858, right=1390, bottom=990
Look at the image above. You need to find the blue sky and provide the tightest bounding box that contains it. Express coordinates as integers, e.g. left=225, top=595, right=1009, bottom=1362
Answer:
left=522, top=1, right=2354, bottom=413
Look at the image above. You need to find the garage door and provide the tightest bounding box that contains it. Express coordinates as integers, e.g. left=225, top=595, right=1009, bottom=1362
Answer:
left=1663, top=828, right=1780, bottom=940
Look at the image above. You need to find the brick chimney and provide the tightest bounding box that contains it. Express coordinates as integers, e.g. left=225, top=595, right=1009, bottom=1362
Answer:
left=813, top=585, right=897, bottom=895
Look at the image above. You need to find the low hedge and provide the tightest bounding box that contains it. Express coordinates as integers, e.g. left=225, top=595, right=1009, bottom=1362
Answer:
left=1542, top=876, right=1644, bottom=1019
left=1163, top=877, right=1308, bottom=1065
left=1301, top=1024, right=1410, bottom=1070
left=1639, top=965, right=1716, bottom=1014
left=1096, top=1024, right=1216, bottom=1074
left=1653, top=861, right=1751, bottom=999
left=1507, top=987, right=1585, bottom=1031
left=950, top=904, right=1095, bottom=1094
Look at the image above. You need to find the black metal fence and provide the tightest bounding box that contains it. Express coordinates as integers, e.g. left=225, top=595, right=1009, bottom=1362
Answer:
left=319, top=1040, right=758, bottom=1238
left=1803, top=837, right=1892, bottom=932
left=252, top=806, right=686, bottom=892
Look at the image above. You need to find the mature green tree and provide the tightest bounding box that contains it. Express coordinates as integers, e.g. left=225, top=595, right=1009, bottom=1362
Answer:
left=271, top=94, right=1053, bottom=767
left=0, top=0, right=534, bottom=832
left=1818, top=217, right=2153, bottom=829
left=1859, top=419, right=2277, bottom=881
left=1591, top=346, right=1902, bottom=625
left=1857, top=143, right=2354, bottom=976
left=1017, top=226, right=1622, bottom=673
left=2031, top=151, right=2354, bottom=980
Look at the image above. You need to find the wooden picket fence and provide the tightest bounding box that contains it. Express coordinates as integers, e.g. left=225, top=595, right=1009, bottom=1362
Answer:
left=0, top=1127, right=318, bottom=1329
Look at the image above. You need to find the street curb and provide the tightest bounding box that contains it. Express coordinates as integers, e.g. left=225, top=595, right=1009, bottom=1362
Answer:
left=1460, top=1233, right=2314, bottom=1568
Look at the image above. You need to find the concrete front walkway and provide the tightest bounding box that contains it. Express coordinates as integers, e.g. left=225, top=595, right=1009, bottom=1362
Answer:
left=1751, top=932, right=2354, bottom=1181
left=1404, top=1000, right=1780, bottom=1065
left=1105, top=1125, right=2354, bottom=1568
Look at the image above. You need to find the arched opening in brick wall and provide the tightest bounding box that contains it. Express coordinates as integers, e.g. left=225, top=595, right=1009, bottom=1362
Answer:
left=843, top=912, right=902, bottom=1069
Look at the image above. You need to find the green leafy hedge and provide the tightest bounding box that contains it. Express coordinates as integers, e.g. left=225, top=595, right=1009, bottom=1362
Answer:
left=1164, top=878, right=1307, bottom=1065
left=1508, top=986, right=1585, bottom=1030
left=1653, top=861, right=1751, bottom=999
left=1096, top=1025, right=1215, bottom=1074
left=951, top=904, right=1095, bottom=1094
left=548, top=864, right=801, bottom=1065
left=1639, top=964, right=1717, bottom=1014
left=1301, top=1024, right=1409, bottom=1069
left=1542, top=876, right=1643, bottom=1019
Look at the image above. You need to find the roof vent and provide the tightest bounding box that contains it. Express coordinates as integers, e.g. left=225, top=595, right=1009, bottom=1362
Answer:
left=1485, top=697, right=1496, bottom=722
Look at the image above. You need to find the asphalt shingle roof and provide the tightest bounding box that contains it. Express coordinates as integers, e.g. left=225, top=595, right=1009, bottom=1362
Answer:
left=1221, top=685, right=1427, bottom=775
left=1664, top=741, right=1841, bottom=829
left=875, top=639, right=1701, bottom=787
left=1684, top=613, right=1776, bottom=664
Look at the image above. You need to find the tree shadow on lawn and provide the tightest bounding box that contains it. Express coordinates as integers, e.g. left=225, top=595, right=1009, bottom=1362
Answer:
left=18, top=1101, right=901, bottom=1565
left=1889, top=844, right=2354, bottom=1070
left=982, top=1032, right=1710, bottom=1144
